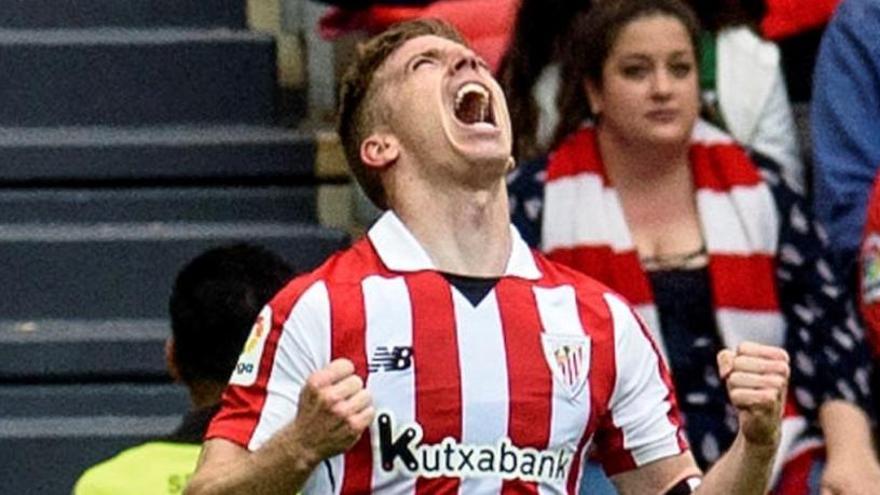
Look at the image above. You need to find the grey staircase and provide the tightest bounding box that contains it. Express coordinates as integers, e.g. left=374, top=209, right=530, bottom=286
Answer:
left=0, top=2, right=344, bottom=493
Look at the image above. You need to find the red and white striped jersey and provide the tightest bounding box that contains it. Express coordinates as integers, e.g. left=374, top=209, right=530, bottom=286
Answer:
left=206, top=212, right=688, bottom=494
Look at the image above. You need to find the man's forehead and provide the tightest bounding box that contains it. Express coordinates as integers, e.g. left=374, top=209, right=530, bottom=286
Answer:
left=383, top=34, right=470, bottom=69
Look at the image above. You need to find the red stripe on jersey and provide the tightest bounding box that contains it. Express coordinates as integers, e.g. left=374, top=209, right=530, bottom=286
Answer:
left=407, top=273, right=462, bottom=494
left=495, top=278, right=552, bottom=495
left=709, top=254, right=780, bottom=311
left=206, top=270, right=323, bottom=447
left=691, top=143, right=763, bottom=190
left=328, top=279, right=372, bottom=494
left=569, top=276, right=619, bottom=492
left=547, top=247, right=652, bottom=305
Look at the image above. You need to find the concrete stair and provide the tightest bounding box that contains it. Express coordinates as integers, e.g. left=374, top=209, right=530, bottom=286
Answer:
left=0, top=2, right=347, bottom=492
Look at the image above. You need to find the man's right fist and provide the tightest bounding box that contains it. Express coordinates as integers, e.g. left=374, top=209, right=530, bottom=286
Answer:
left=295, top=358, right=375, bottom=460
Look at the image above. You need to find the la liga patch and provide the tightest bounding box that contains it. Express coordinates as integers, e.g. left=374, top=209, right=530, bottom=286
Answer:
left=230, top=305, right=272, bottom=386
left=862, top=233, right=880, bottom=304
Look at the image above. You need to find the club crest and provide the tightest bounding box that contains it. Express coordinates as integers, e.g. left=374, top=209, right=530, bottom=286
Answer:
left=541, top=333, right=590, bottom=397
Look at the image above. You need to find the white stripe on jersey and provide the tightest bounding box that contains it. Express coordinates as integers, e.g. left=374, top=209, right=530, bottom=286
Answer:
left=250, top=281, right=331, bottom=452
left=452, top=289, right=509, bottom=495
left=362, top=275, right=417, bottom=495
left=604, top=293, right=681, bottom=467
left=534, top=285, right=591, bottom=495
left=534, top=285, right=586, bottom=338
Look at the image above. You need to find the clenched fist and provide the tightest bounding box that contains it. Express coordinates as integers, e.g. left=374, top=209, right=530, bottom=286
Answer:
left=293, top=358, right=375, bottom=461
left=717, top=342, right=789, bottom=448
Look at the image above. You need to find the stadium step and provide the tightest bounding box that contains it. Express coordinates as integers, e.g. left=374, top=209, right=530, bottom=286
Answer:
left=0, top=221, right=348, bottom=320
left=0, top=186, right=317, bottom=223
left=0, top=28, right=277, bottom=126
left=0, top=383, right=188, bottom=417
left=0, top=319, right=167, bottom=380
left=0, top=126, right=316, bottom=183
left=0, top=383, right=186, bottom=494
left=0, top=0, right=246, bottom=29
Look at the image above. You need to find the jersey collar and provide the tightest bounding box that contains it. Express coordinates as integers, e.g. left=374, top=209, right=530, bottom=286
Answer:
left=367, top=211, right=541, bottom=280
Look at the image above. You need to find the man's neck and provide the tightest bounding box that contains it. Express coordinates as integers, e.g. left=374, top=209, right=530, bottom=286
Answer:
left=393, top=181, right=512, bottom=277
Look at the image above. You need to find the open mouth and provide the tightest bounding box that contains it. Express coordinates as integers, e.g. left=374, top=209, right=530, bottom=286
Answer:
left=453, top=82, right=496, bottom=127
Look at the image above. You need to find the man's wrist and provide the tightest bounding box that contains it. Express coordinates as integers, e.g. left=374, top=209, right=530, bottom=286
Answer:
left=737, top=432, right=779, bottom=461
left=280, top=428, right=325, bottom=476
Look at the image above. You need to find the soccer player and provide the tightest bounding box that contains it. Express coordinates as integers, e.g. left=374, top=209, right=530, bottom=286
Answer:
left=185, top=19, right=789, bottom=495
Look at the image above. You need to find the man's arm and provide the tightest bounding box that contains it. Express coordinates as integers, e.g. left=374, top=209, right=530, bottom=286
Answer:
left=818, top=400, right=880, bottom=494
left=612, top=342, right=788, bottom=495
left=185, top=359, right=374, bottom=495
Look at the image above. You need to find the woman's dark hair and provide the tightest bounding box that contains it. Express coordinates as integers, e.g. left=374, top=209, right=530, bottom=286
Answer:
left=553, top=0, right=702, bottom=149
left=682, top=0, right=765, bottom=31
left=497, top=0, right=593, bottom=160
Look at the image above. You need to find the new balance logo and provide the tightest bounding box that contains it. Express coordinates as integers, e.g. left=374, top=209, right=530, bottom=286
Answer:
left=369, top=346, right=413, bottom=372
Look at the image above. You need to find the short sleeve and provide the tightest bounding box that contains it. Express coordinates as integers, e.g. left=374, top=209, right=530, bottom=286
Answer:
left=206, top=280, right=331, bottom=450
left=593, top=293, right=688, bottom=476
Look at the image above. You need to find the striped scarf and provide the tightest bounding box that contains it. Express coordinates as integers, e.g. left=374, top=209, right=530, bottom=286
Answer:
left=541, top=121, right=819, bottom=481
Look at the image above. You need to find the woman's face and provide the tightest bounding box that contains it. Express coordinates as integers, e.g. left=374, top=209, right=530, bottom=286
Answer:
left=585, top=14, right=699, bottom=147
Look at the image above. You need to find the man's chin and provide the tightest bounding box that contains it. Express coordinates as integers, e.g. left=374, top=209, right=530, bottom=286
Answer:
left=450, top=140, right=511, bottom=165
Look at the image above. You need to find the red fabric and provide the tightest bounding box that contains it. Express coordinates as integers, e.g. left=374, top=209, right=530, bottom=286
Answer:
left=328, top=278, right=373, bottom=493
left=761, top=0, right=840, bottom=40
left=496, top=279, right=551, bottom=495
left=319, top=0, right=519, bottom=72
left=407, top=272, right=463, bottom=494
left=544, top=126, right=779, bottom=317
left=858, top=172, right=880, bottom=357
left=771, top=446, right=825, bottom=495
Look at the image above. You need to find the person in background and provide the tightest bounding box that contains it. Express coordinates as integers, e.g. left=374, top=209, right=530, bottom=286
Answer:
left=316, top=0, right=518, bottom=72
left=811, top=0, right=880, bottom=288
left=684, top=0, right=805, bottom=191
left=508, top=0, right=879, bottom=492
left=496, top=0, right=593, bottom=161
left=73, top=244, right=294, bottom=495
left=186, top=18, right=790, bottom=495
left=500, top=0, right=803, bottom=192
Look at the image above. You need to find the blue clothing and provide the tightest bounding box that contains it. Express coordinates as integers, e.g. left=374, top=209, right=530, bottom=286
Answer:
left=811, top=0, right=880, bottom=256
left=649, top=267, right=734, bottom=469
left=508, top=152, right=874, bottom=472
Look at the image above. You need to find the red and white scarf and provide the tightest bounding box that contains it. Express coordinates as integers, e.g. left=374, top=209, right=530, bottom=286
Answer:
left=542, top=121, right=819, bottom=481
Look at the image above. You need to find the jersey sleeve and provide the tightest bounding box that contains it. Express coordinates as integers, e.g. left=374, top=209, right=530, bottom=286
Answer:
left=205, top=279, right=331, bottom=451
left=593, top=293, right=689, bottom=476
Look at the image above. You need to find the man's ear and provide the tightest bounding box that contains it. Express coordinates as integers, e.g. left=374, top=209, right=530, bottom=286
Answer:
left=165, top=337, right=181, bottom=382
left=360, top=133, right=400, bottom=169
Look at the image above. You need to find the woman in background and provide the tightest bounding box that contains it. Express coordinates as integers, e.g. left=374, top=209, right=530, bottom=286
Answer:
left=499, top=0, right=804, bottom=190
left=508, top=0, right=879, bottom=492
